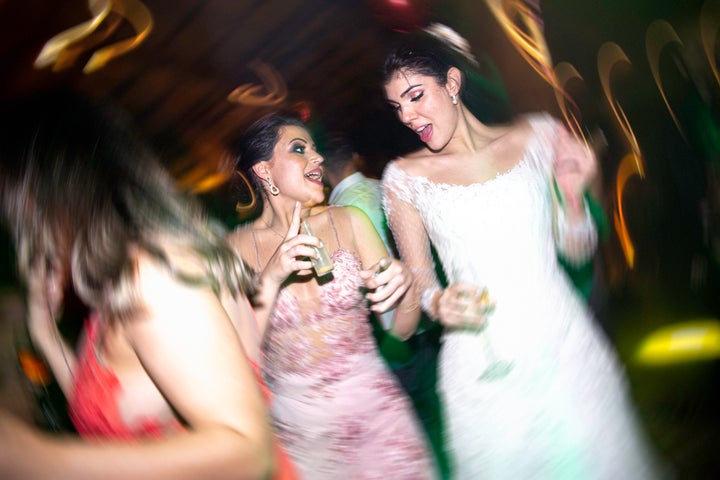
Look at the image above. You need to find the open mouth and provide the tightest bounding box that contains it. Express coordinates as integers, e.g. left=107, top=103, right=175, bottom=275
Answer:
left=416, top=124, right=432, bottom=143
left=304, top=169, right=323, bottom=182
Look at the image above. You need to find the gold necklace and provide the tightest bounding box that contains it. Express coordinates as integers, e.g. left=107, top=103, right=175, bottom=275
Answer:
left=260, top=217, right=285, bottom=239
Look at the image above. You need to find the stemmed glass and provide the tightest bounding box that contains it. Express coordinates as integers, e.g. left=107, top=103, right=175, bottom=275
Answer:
left=462, top=287, right=514, bottom=381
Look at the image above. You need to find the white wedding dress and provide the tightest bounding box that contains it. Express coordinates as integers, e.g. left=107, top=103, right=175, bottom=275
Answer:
left=382, top=114, right=664, bottom=479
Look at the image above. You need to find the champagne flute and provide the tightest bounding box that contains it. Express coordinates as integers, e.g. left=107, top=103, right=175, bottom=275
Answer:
left=461, top=286, right=514, bottom=381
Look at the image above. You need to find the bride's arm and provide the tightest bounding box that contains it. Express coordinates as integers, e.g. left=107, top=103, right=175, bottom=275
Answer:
left=382, top=167, right=441, bottom=330
left=548, top=120, right=599, bottom=266
left=382, top=164, right=494, bottom=331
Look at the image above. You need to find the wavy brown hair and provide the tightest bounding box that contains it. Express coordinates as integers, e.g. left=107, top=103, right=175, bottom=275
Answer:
left=0, top=91, right=252, bottom=320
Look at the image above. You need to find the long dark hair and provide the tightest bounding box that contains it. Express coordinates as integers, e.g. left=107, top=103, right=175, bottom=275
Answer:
left=0, top=91, right=252, bottom=319
left=383, top=33, right=464, bottom=93
left=228, top=113, right=306, bottom=219
left=382, top=28, right=513, bottom=124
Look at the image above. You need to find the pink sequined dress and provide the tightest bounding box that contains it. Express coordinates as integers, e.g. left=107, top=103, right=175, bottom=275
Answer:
left=260, top=246, right=436, bottom=479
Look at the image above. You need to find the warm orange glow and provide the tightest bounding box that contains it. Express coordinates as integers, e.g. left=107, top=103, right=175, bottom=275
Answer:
left=190, top=172, right=232, bottom=195
left=227, top=60, right=288, bottom=107
left=613, top=153, right=645, bottom=268
left=599, top=42, right=645, bottom=268
left=17, top=350, right=52, bottom=385
left=484, top=1, right=586, bottom=141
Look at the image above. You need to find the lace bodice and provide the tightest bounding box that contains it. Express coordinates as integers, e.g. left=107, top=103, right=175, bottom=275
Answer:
left=382, top=114, right=593, bottom=354
left=384, top=120, right=556, bottom=288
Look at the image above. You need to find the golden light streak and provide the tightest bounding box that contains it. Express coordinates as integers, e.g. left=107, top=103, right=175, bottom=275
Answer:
left=190, top=172, right=232, bottom=195
left=33, top=0, right=153, bottom=74
left=227, top=60, right=288, bottom=107
left=646, top=20, right=686, bottom=139
left=613, top=153, right=645, bottom=268
left=635, top=320, right=720, bottom=366
left=599, top=42, right=644, bottom=268
left=83, top=0, right=154, bottom=73
left=553, top=61, right=586, bottom=144
left=484, top=0, right=554, bottom=84
left=484, top=1, right=586, bottom=142
left=700, top=0, right=720, bottom=87
left=173, top=145, right=236, bottom=196
left=599, top=42, right=641, bottom=158
left=51, top=16, right=123, bottom=71
left=234, top=171, right=258, bottom=215
left=34, top=0, right=112, bottom=69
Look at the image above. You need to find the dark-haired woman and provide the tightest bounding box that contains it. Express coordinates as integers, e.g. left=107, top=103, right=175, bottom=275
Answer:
left=380, top=27, right=666, bottom=479
left=224, top=113, right=436, bottom=479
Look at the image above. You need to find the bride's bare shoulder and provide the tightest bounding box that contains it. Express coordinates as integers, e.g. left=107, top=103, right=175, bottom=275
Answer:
left=390, top=148, right=438, bottom=176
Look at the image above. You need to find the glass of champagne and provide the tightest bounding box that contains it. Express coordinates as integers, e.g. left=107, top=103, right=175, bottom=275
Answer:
left=464, top=287, right=514, bottom=381
left=300, top=220, right=334, bottom=277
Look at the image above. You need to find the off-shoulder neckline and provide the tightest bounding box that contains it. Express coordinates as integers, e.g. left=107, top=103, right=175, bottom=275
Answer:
left=385, top=113, right=550, bottom=189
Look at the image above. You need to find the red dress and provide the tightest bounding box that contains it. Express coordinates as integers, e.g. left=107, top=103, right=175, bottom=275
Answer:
left=69, top=315, right=298, bottom=479
left=69, top=315, right=183, bottom=439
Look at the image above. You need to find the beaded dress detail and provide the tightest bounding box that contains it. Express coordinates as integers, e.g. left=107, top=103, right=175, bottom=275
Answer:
left=261, top=242, right=435, bottom=479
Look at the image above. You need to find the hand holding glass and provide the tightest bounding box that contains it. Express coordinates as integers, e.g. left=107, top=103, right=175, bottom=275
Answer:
left=457, top=285, right=513, bottom=381
left=300, top=220, right=333, bottom=276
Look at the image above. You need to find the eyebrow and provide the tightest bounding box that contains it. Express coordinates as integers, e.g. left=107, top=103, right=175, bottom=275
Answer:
left=400, top=84, right=421, bottom=98
left=289, top=137, right=317, bottom=150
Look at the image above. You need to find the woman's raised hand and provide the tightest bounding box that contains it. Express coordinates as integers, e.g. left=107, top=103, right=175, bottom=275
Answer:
left=360, top=257, right=413, bottom=313
left=261, top=201, right=321, bottom=286
left=552, top=125, right=598, bottom=212
left=25, top=256, right=66, bottom=341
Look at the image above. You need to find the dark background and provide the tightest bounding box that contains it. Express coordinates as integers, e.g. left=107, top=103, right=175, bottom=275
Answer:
left=1, top=1, right=719, bottom=476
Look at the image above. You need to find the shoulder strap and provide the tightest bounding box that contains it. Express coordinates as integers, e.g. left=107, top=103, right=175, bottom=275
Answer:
left=250, top=226, right=262, bottom=270
left=327, top=207, right=341, bottom=249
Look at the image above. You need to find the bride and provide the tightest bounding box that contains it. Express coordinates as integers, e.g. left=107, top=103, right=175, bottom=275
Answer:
left=380, top=27, right=667, bottom=479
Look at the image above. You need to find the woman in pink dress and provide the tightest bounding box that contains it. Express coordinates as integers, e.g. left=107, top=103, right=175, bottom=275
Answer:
left=223, top=113, right=437, bottom=479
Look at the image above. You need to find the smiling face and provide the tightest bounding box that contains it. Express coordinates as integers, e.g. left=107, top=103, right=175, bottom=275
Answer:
left=259, top=125, right=325, bottom=207
left=384, top=67, right=460, bottom=152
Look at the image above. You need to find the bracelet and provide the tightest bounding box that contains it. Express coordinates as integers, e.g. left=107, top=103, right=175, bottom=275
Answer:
left=554, top=197, right=598, bottom=266
left=420, top=287, right=441, bottom=318
left=400, top=302, right=420, bottom=314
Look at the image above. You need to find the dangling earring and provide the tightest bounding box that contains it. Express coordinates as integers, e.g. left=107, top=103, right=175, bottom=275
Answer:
left=451, top=94, right=458, bottom=105
left=265, top=176, right=280, bottom=196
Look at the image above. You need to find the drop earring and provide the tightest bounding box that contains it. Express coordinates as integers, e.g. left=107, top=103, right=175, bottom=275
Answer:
left=451, top=94, right=458, bottom=105
left=265, top=176, right=280, bottom=195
